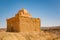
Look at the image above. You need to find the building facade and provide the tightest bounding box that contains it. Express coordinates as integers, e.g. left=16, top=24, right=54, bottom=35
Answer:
left=7, top=8, right=41, bottom=32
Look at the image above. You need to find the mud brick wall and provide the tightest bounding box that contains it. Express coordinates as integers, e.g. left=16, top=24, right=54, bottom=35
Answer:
left=7, top=9, right=41, bottom=32
left=19, top=16, right=40, bottom=32
left=7, top=16, right=41, bottom=32
left=7, top=17, right=20, bottom=32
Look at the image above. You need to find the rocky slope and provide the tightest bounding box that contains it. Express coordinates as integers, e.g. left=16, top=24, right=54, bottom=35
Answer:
left=0, top=28, right=6, bottom=32
left=41, top=26, right=60, bottom=36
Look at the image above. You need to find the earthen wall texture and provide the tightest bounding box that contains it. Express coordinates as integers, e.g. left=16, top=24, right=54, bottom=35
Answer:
left=7, top=16, right=40, bottom=32
left=19, top=16, right=40, bottom=32
left=7, top=17, right=20, bottom=32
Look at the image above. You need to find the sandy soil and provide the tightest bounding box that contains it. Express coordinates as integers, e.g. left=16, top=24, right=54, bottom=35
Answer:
left=0, top=31, right=59, bottom=40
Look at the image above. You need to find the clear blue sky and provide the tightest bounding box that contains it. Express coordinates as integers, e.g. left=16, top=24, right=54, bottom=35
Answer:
left=0, top=0, right=60, bottom=28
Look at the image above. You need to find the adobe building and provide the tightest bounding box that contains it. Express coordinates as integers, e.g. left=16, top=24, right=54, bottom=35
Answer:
left=7, top=8, right=41, bottom=32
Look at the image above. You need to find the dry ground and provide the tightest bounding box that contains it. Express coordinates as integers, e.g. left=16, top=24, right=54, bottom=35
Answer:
left=0, top=31, right=60, bottom=40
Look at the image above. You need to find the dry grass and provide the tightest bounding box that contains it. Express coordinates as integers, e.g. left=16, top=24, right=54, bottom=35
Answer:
left=0, top=31, right=59, bottom=40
